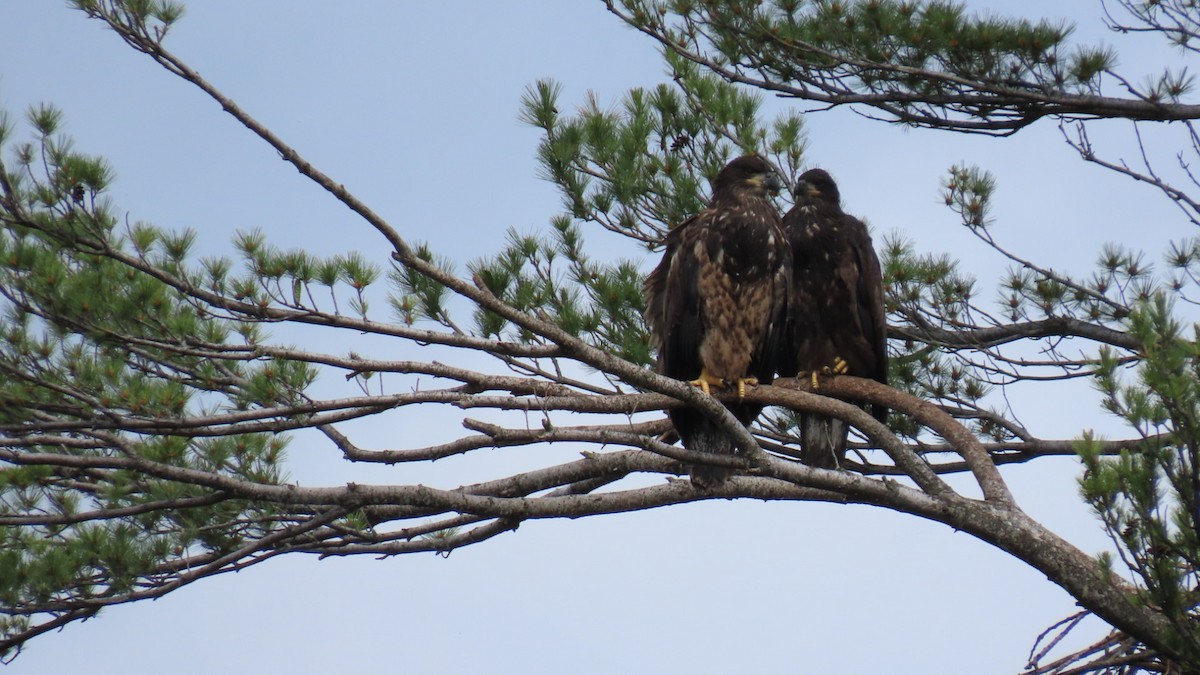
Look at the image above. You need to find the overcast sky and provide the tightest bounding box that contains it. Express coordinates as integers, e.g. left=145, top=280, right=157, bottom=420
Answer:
left=1, top=2, right=1191, bottom=673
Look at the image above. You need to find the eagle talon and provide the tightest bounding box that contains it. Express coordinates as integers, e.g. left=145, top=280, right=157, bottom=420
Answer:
left=808, top=357, right=849, bottom=390
left=736, top=377, right=758, bottom=399
left=689, top=369, right=724, bottom=396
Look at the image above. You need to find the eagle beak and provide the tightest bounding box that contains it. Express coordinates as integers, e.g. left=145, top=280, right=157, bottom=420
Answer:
left=794, top=180, right=819, bottom=200
left=766, top=172, right=785, bottom=195
left=750, top=171, right=784, bottom=195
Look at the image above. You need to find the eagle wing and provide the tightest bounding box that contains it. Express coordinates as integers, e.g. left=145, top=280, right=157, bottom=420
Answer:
left=844, top=216, right=889, bottom=422
left=644, top=214, right=704, bottom=383
left=754, top=244, right=791, bottom=385
left=854, top=220, right=892, bottom=420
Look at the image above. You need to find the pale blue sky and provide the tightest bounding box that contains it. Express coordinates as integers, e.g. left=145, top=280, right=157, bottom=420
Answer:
left=0, top=2, right=1189, bottom=673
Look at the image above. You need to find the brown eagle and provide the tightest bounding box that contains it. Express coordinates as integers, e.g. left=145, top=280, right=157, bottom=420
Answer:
left=780, top=169, right=888, bottom=469
left=644, top=155, right=791, bottom=488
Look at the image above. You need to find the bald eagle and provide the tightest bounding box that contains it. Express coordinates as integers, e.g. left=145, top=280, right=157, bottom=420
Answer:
left=780, top=169, right=889, bottom=469
left=644, top=155, right=791, bottom=488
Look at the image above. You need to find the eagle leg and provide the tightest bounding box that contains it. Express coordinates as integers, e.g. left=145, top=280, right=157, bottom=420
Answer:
left=735, top=377, right=758, bottom=399
left=689, top=369, right=724, bottom=396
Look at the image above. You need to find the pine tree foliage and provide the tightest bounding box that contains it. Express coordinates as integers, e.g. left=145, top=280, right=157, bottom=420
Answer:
left=608, top=0, right=1196, bottom=133
left=3, top=1, right=1200, bottom=671
left=0, top=99, right=302, bottom=647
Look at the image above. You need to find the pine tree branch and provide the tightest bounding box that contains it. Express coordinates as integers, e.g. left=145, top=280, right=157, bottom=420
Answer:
left=606, top=1, right=1200, bottom=135
left=0, top=204, right=561, bottom=359
left=890, top=316, right=1141, bottom=352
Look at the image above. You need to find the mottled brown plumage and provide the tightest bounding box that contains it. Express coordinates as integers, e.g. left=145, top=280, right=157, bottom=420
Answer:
left=780, top=169, right=888, bottom=469
left=644, top=155, right=791, bottom=487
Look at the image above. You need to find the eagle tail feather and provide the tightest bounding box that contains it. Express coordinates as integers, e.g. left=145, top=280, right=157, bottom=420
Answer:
left=800, top=414, right=849, bottom=469
left=676, top=413, right=736, bottom=489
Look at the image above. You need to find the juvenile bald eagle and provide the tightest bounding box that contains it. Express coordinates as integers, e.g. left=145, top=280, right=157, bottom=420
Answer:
left=644, top=155, right=791, bottom=488
left=780, top=169, right=888, bottom=469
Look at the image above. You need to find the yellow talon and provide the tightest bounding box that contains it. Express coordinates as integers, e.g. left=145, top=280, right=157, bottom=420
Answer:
left=689, top=369, right=724, bottom=396
left=807, top=358, right=849, bottom=390
left=736, top=377, right=758, bottom=399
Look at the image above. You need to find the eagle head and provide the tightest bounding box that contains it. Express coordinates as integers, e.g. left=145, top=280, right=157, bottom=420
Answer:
left=794, top=168, right=841, bottom=207
left=714, top=154, right=784, bottom=197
